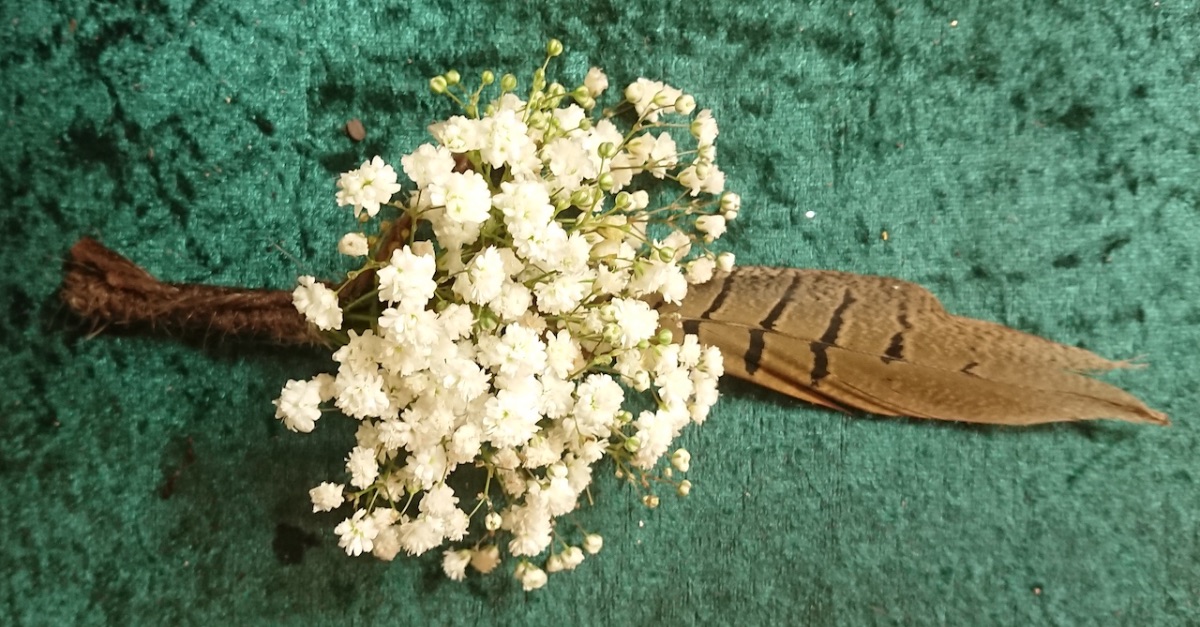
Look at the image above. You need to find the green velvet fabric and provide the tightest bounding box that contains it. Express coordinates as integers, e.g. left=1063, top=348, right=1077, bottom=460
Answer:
left=2, top=1, right=1198, bottom=624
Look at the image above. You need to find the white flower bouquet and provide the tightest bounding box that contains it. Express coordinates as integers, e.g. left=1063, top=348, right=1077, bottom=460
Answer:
left=277, top=40, right=740, bottom=590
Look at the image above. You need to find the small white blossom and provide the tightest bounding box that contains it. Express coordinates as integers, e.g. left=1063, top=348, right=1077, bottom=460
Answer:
left=309, top=482, right=345, bottom=512
left=443, top=549, right=472, bottom=581
left=584, top=67, right=608, bottom=96
left=401, top=142, right=456, bottom=188
left=430, top=171, right=492, bottom=225
left=691, top=109, right=719, bottom=145
left=336, top=156, right=403, bottom=218
left=274, top=378, right=323, bottom=433
left=335, top=509, right=379, bottom=556
left=346, top=445, right=380, bottom=489
left=471, top=545, right=501, bottom=574
left=338, top=232, right=370, bottom=257
left=292, top=276, right=342, bottom=331
left=377, top=246, right=438, bottom=307
left=518, top=564, right=548, bottom=592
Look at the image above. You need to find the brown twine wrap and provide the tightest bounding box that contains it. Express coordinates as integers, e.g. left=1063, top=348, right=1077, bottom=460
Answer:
left=61, top=237, right=323, bottom=346
left=60, top=213, right=412, bottom=347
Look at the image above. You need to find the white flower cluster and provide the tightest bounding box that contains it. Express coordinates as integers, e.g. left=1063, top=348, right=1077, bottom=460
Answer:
left=280, top=41, right=739, bottom=590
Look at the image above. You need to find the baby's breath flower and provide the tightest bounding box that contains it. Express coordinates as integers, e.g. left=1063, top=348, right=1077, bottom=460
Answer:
left=309, top=482, right=345, bottom=512
left=335, top=509, right=379, bottom=556
left=336, top=156, right=403, bottom=218
left=283, top=42, right=739, bottom=589
left=443, top=549, right=472, bottom=581
left=518, top=563, right=548, bottom=591
left=292, top=276, right=342, bottom=331
left=584, top=67, right=608, bottom=97
left=471, top=545, right=502, bottom=573
left=338, top=232, right=369, bottom=257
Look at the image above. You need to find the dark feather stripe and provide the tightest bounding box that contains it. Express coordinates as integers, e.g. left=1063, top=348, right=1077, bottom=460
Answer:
left=745, top=329, right=767, bottom=375
left=759, top=272, right=802, bottom=330
left=811, top=290, right=857, bottom=386
left=882, top=306, right=911, bottom=364
left=699, top=274, right=736, bottom=319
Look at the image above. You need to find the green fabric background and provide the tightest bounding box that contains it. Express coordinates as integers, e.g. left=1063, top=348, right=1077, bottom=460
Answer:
left=2, top=1, right=1198, bottom=624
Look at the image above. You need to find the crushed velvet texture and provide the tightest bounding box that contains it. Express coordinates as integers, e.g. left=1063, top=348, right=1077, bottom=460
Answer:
left=2, top=1, right=1198, bottom=624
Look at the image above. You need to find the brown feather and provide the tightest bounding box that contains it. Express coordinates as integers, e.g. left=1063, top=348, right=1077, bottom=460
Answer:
left=661, top=267, right=1168, bottom=426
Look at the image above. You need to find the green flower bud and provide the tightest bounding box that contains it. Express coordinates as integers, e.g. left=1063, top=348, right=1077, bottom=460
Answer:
left=429, top=76, right=448, bottom=94
left=477, top=308, right=498, bottom=331
left=658, top=246, right=675, bottom=262
left=614, top=191, right=631, bottom=209
left=500, top=73, right=518, bottom=92
left=571, top=85, right=590, bottom=102
left=444, top=69, right=461, bottom=86
left=546, top=38, right=564, bottom=57
left=597, top=172, right=614, bottom=192
left=570, top=187, right=592, bottom=207
left=481, top=70, right=495, bottom=85
left=598, top=141, right=617, bottom=159
left=657, top=328, right=673, bottom=345
left=636, top=339, right=649, bottom=349
left=624, top=436, right=641, bottom=452
left=576, top=117, right=593, bottom=131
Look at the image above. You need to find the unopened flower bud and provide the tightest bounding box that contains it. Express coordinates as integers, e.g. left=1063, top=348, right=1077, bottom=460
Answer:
left=597, top=172, right=614, bottom=192
left=716, top=251, right=735, bottom=272
left=642, top=494, right=660, bottom=508
left=720, top=192, right=741, bottom=213
left=500, top=73, right=518, bottom=92
left=583, top=534, right=604, bottom=554
left=624, top=436, right=641, bottom=452
left=545, top=554, right=565, bottom=573
left=657, top=246, right=675, bottom=262
left=614, top=191, right=631, bottom=209
left=625, top=82, right=644, bottom=104
left=674, top=94, right=696, bottom=114
left=546, top=38, right=563, bottom=57
left=444, top=69, right=461, bottom=86
left=656, top=329, right=673, bottom=345
left=571, top=85, right=590, bottom=103
left=480, top=70, right=495, bottom=85
left=677, top=480, right=692, bottom=497
left=520, top=565, right=547, bottom=591
left=570, top=187, right=592, bottom=207
left=429, top=76, right=448, bottom=94
left=671, top=448, right=691, bottom=472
